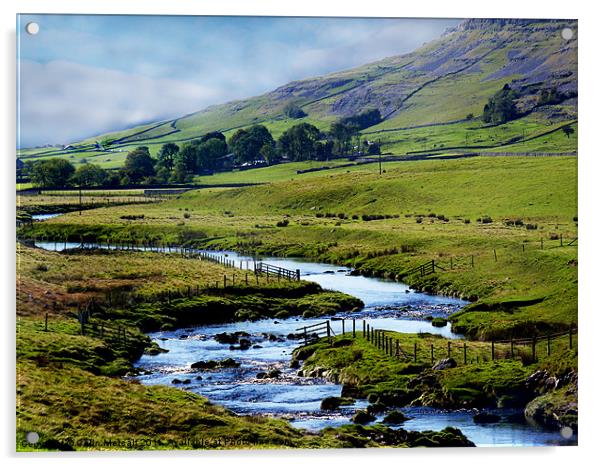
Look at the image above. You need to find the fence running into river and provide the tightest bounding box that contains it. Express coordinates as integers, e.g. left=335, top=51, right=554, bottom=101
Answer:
left=301, top=318, right=577, bottom=366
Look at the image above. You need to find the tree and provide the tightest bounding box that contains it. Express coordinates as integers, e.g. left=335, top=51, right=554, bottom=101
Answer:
left=562, top=125, right=575, bottom=138
left=228, top=125, right=274, bottom=164
left=196, top=138, right=228, bottom=170
left=121, top=147, right=156, bottom=183
left=278, top=123, right=320, bottom=161
left=482, top=84, right=519, bottom=125
left=200, top=131, right=226, bottom=143
left=329, top=121, right=356, bottom=155
left=170, top=158, right=192, bottom=183
left=30, top=158, right=75, bottom=188
left=71, top=163, right=107, bottom=187
left=339, top=109, right=382, bottom=130
left=259, top=143, right=279, bottom=165
left=157, top=143, right=179, bottom=171
left=283, top=101, right=307, bottom=119
left=315, top=140, right=333, bottom=161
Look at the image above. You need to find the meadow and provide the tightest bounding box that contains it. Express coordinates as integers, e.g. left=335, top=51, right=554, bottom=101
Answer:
left=21, top=155, right=577, bottom=340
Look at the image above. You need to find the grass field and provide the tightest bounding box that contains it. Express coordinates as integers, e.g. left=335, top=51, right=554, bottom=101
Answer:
left=20, top=156, right=577, bottom=340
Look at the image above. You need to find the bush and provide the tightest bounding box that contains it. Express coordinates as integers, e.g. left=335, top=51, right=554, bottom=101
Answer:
left=351, top=214, right=359, bottom=220
left=416, top=217, right=423, bottom=224
left=526, top=223, right=538, bottom=230
left=183, top=212, right=191, bottom=219
left=464, top=219, right=471, bottom=224
left=549, top=233, right=559, bottom=240
left=478, top=216, right=493, bottom=224
left=276, top=219, right=289, bottom=227
left=337, top=213, right=347, bottom=219
left=316, top=213, right=324, bottom=218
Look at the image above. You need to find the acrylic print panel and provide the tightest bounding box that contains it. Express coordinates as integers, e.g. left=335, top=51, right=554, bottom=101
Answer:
left=16, top=14, right=578, bottom=451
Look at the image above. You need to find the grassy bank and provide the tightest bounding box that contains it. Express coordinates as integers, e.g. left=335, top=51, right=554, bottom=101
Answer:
left=17, top=314, right=474, bottom=450
left=293, top=332, right=577, bottom=430
left=21, top=156, right=578, bottom=340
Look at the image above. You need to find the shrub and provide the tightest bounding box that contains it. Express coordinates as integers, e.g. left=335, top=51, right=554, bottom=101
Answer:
left=316, top=213, right=324, bottom=218
left=479, top=216, right=493, bottom=224
left=351, top=214, right=359, bottom=220
left=276, top=219, right=289, bottom=227
left=416, top=217, right=423, bottom=224
left=464, top=219, right=471, bottom=224
left=549, top=232, right=559, bottom=240
left=428, top=213, right=437, bottom=218
left=183, top=212, right=191, bottom=219
left=337, top=213, right=347, bottom=219
left=526, top=223, right=538, bottom=230
left=35, top=263, right=49, bottom=272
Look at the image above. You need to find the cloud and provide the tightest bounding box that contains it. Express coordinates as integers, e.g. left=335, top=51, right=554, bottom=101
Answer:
left=17, top=16, right=462, bottom=147
left=18, top=60, right=225, bottom=146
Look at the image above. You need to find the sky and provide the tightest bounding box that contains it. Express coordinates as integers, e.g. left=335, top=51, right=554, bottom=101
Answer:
left=17, top=15, right=461, bottom=147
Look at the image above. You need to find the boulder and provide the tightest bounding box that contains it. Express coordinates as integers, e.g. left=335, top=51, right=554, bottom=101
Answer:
left=383, top=410, right=410, bottom=424
left=367, top=401, right=387, bottom=415
left=191, top=360, right=218, bottom=370
left=432, top=358, right=457, bottom=370
left=351, top=410, right=376, bottom=425
left=320, top=396, right=343, bottom=410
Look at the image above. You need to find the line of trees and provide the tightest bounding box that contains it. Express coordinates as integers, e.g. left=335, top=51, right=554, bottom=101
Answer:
left=25, top=109, right=383, bottom=188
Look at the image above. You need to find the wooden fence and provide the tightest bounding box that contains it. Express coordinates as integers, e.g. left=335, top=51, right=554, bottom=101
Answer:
left=302, top=317, right=577, bottom=366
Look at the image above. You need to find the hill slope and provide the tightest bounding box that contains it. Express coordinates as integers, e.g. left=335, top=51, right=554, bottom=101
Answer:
left=18, top=18, right=577, bottom=167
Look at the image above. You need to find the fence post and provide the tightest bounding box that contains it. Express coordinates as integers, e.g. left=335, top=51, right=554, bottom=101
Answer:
left=342, top=319, right=345, bottom=335
left=493, top=249, right=497, bottom=262
left=223, top=275, right=227, bottom=288
left=414, top=342, right=417, bottom=363
left=352, top=319, right=356, bottom=338
left=245, top=273, right=248, bottom=286
left=44, top=312, right=48, bottom=332
left=471, top=255, right=474, bottom=268
left=547, top=334, right=551, bottom=356
left=363, top=320, right=366, bottom=338
left=430, top=344, right=434, bottom=365
left=491, top=340, right=495, bottom=361
left=327, top=321, right=331, bottom=339
left=450, top=257, right=453, bottom=270
left=540, top=238, right=544, bottom=250
left=463, top=343, right=467, bottom=364
left=532, top=337, right=537, bottom=362
left=296, top=269, right=301, bottom=281
left=560, top=234, right=563, bottom=247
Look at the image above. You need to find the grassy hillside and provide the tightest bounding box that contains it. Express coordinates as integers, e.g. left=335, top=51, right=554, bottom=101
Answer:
left=17, top=19, right=577, bottom=168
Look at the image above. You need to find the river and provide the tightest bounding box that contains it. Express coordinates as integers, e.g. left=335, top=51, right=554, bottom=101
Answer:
left=32, top=240, right=577, bottom=446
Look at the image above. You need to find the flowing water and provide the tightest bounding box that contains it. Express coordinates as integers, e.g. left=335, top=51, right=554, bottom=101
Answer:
left=32, top=238, right=577, bottom=446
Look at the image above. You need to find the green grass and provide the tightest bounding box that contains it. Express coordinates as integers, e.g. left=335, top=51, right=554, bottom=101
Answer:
left=19, top=156, right=577, bottom=340
left=16, top=315, right=472, bottom=450
left=295, top=332, right=577, bottom=410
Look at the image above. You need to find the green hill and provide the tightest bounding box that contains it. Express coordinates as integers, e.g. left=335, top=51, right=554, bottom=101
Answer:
left=18, top=19, right=577, bottom=168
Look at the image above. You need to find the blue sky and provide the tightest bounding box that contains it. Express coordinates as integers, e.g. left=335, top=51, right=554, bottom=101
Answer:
left=17, top=15, right=461, bottom=147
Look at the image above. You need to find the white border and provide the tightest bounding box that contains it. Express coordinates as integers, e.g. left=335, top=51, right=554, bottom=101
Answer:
left=2, top=1, right=600, bottom=465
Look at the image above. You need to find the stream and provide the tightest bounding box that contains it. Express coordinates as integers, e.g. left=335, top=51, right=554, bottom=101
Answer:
left=32, top=238, right=577, bottom=446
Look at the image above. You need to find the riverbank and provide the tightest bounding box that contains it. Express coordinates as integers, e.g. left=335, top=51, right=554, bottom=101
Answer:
left=292, top=333, right=578, bottom=433
left=18, top=156, right=577, bottom=341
